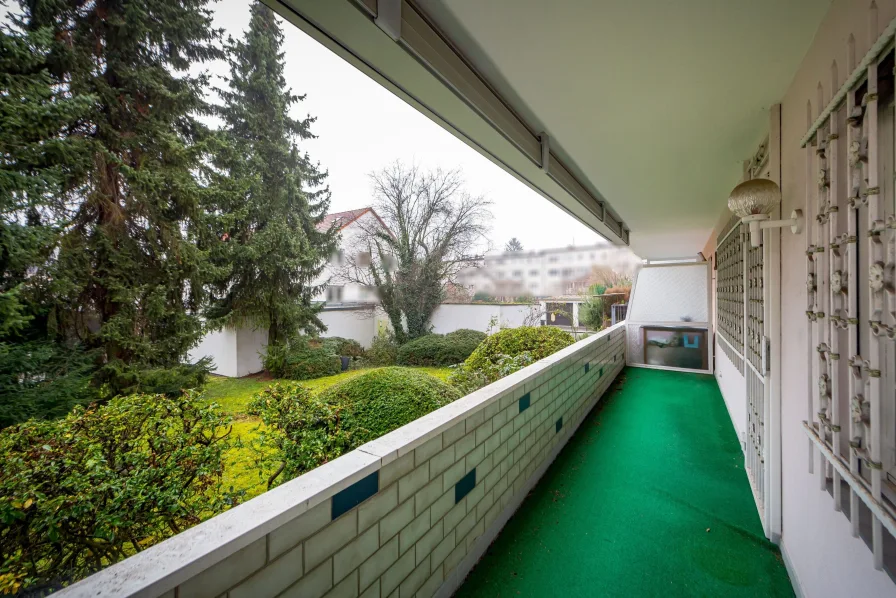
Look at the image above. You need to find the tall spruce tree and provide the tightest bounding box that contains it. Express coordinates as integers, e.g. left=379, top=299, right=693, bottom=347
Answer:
left=0, top=23, right=100, bottom=426
left=14, top=0, right=223, bottom=384
left=208, top=2, right=337, bottom=346
left=0, top=24, right=93, bottom=338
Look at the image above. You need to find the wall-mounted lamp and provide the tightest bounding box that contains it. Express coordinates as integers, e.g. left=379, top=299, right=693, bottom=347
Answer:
left=727, top=178, right=803, bottom=248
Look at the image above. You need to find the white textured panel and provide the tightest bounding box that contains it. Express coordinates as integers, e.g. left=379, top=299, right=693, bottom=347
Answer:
left=628, top=264, right=709, bottom=323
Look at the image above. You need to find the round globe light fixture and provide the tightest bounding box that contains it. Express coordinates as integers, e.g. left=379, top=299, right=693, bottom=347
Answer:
left=727, top=178, right=803, bottom=248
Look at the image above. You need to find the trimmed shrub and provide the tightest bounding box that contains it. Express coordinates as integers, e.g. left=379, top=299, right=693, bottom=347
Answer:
left=263, top=339, right=341, bottom=380
left=448, top=352, right=536, bottom=395
left=317, top=367, right=461, bottom=444
left=249, top=368, right=460, bottom=485
left=445, top=328, right=487, bottom=345
left=464, top=326, right=575, bottom=371
left=396, top=329, right=486, bottom=367
left=364, top=329, right=398, bottom=366
left=321, top=336, right=365, bottom=359
left=0, top=392, right=236, bottom=594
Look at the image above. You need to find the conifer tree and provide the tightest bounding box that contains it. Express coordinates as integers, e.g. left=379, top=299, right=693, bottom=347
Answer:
left=208, top=2, right=337, bottom=346
left=12, top=0, right=223, bottom=382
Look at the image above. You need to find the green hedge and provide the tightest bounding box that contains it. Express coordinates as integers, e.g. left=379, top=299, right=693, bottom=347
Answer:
left=248, top=368, right=460, bottom=483
left=396, top=329, right=486, bottom=367
left=262, top=339, right=341, bottom=380
left=463, top=326, right=574, bottom=371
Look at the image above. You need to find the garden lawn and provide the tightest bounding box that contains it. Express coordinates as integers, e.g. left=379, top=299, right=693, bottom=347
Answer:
left=205, top=367, right=452, bottom=501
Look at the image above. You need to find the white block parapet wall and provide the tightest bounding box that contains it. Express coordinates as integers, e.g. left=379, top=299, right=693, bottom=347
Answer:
left=56, top=323, right=626, bottom=598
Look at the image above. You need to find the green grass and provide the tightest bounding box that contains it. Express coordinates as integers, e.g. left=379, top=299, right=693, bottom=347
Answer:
left=457, top=368, right=793, bottom=598
left=203, top=376, right=270, bottom=414
left=206, top=366, right=452, bottom=501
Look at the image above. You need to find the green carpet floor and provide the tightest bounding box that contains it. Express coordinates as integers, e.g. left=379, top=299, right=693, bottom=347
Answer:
left=456, top=367, right=793, bottom=598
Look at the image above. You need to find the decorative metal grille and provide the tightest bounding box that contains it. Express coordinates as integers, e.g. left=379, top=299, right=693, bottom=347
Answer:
left=716, top=225, right=744, bottom=373
left=801, top=16, right=896, bottom=573
left=746, top=243, right=764, bottom=371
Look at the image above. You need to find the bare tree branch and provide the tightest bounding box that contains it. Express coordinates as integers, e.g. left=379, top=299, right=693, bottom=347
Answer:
left=338, top=162, right=492, bottom=342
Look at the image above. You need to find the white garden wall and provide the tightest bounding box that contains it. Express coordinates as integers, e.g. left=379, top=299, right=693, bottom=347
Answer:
left=318, top=306, right=380, bottom=348
left=429, top=303, right=533, bottom=335
left=189, top=328, right=239, bottom=378
left=55, top=324, right=626, bottom=598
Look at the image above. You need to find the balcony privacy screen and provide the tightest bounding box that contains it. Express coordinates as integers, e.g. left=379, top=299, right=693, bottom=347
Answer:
left=626, top=263, right=710, bottom=371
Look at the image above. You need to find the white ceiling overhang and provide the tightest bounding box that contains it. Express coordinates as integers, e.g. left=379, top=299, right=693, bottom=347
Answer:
left=272, top=0, right=831, bottom=258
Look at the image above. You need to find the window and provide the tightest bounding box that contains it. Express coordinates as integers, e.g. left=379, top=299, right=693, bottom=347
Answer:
left=529, top=269, right=538, bottom=276
left=561, top=268, right=573, bottom=277
left=548, top=269, right=558, bottom=276
left=512, top=270, right=522, bottom=277
left=548, top=256, right=558, bottom=263
left=357, top=251, right=371, bottom=267
left=326, top=285, right=343, bottom=302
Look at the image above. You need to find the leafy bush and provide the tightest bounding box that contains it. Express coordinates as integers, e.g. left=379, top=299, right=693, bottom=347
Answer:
left=464, top=326, right=574, bottom=371
left=263, top=339, right=341, bottom=380
left=0, top=341, right=97, bottom=429
left=249, top=368, right=460, bottom=485
left=448, top=352, right=536, bottom=395
left=396, top=329, right=486, bottom=367
left=364, top=329, right=398, bottom=366
left=247, top=382, right=351, bottom=486
left=472, top=291, right=495, bottom=302
left=0, top=392, right=237, bottom=595
left=321, top=336, right=365, bottom=359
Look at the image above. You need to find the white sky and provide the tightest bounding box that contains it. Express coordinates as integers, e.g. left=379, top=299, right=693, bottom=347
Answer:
left=208, top=0, right=603, bottom=252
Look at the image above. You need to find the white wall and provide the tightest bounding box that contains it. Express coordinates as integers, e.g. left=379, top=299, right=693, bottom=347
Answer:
left=429, top=303, right=534, bottom=334
left=235, top=326, right=267, bottom=377
left=319, top=306, right=379, bottom=348
left=189, top=328, right=239, bottom=378
left=714, top=341, right=745, bottom=448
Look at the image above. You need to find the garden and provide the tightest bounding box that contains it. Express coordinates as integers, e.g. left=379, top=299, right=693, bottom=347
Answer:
left=0, top=326, right=576, bottom=595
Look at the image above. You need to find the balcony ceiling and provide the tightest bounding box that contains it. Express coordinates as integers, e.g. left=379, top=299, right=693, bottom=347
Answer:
left=414, top=0, right=831, bottom=257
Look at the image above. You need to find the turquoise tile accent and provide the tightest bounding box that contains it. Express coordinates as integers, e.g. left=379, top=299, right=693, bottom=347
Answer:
left=556, top=417, right=563, bottom=433
left=585, top=363, right=590, bottom=373
left=455, top=468, right=476, bottom=504
left=332, top=470, right=378, bottom=520
left=518, top=393, right=531, bottom=413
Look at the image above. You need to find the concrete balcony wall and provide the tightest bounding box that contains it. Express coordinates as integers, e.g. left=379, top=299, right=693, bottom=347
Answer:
left=57, top=323, right=626, bottom=598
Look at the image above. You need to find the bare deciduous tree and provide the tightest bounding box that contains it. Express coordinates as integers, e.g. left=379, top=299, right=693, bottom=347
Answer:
left=341, top=163, right=492, bottom=343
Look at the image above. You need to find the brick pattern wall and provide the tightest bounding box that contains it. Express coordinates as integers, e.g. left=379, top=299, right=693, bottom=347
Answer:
left=64, top=326, right=626, bottom=598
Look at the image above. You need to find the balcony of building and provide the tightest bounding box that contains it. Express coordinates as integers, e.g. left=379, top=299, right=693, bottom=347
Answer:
left=47, top=1, right=896, bottom=597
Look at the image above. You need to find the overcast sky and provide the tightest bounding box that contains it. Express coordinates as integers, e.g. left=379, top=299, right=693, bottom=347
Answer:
left=208, top=0, right=604, bottom=253
left=1, top=0, right=605, bottom=252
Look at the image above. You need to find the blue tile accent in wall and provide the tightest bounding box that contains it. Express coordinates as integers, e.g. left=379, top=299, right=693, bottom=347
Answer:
left=584, top=362, right=590, bottom=373
left=518, top=393, right=530, bottom=413
left=556, top=417, right=563, bottom=433
left=332, top=470, right=379, bottom=520
left=599, top=367, right=604, bottom=378
left=455, top=468, right=476, bottom=504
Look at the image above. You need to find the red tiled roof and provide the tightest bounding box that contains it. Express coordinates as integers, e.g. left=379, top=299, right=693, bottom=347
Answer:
left=317, top=207, right=393, bottom=238
left=317, top=208, right=371, bottom=231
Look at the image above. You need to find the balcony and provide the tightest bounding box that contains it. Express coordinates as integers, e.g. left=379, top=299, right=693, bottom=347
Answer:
left=457, top=368, right=792, bottom=597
